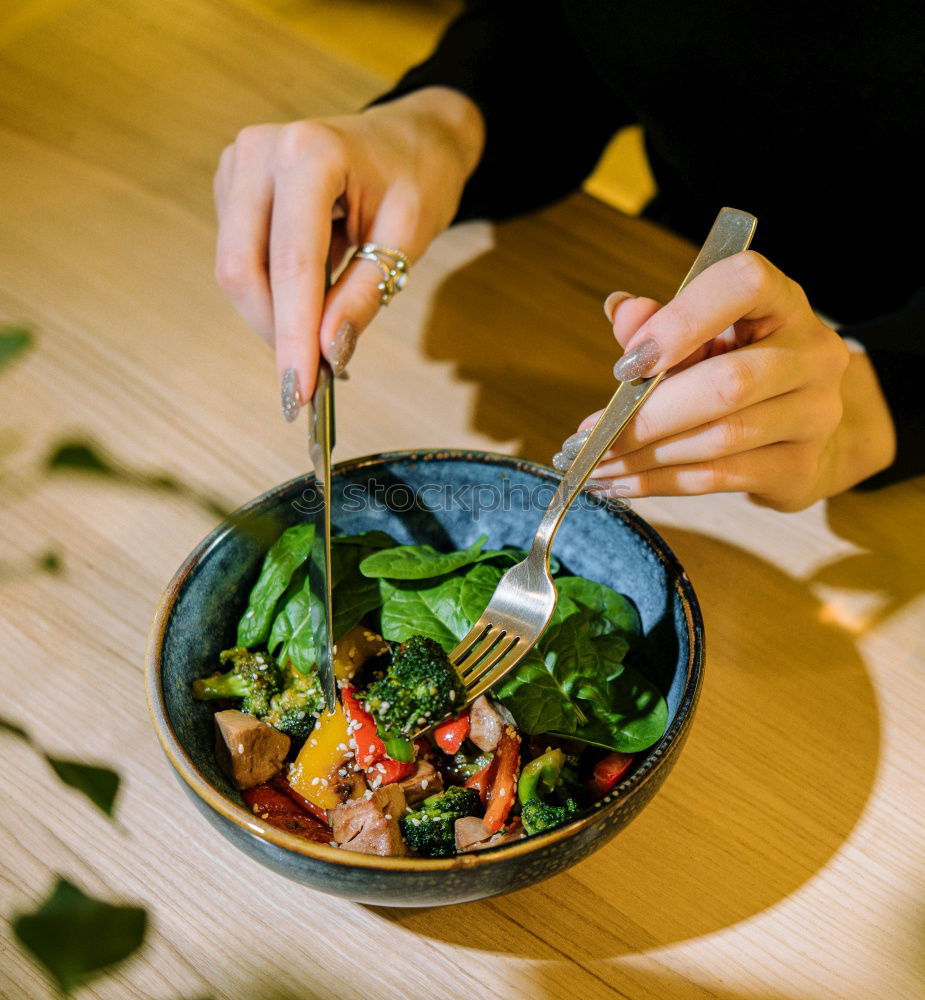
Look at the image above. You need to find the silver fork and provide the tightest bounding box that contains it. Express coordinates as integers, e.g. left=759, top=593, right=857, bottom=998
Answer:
left=445, top=207, right=757, bottom=711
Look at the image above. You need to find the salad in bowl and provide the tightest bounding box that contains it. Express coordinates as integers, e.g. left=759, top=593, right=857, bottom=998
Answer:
left=191, top=526, right=669, bottom=859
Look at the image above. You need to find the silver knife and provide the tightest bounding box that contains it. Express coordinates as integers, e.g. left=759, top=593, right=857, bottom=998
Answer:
left=307, top=360, right=337, bottom=711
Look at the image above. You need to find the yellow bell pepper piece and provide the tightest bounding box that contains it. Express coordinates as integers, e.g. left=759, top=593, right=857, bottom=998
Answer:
left=288, top=701, right=351, bottom=811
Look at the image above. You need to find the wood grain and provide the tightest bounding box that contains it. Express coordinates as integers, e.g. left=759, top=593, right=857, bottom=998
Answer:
left=1, top=2, right=923, bottom=998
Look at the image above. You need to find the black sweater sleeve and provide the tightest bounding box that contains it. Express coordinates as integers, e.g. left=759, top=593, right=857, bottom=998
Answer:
left=371, top=0, right=634, bottom=222
left=840, top=291, right=925, bottom=489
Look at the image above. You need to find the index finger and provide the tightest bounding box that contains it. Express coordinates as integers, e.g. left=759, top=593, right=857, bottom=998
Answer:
left=612, top=251, right=797, bottom=381
left=269, top=143, right=344, bottom=411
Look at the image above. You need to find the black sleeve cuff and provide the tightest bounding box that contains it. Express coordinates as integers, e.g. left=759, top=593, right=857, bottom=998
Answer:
left=369, top=0, right=633, bottom=222
left=840, top=290, right=925, bottom=489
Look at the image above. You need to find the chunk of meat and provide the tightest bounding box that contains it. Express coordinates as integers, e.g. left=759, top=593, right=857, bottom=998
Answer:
left=330, top=784, right=408, bottom=857
left=214, top=710, right=289, bottom=790
left=468, top=695, right=504, bottom=752
left=461, top=818, right=526, bottom=853
left=398, top=760, right=444, bottom=805
left=454, top=816, right=491, bottom=852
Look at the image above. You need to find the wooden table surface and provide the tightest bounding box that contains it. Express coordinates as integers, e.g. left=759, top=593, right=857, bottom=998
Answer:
left=2, top=2, right=923, bottom=998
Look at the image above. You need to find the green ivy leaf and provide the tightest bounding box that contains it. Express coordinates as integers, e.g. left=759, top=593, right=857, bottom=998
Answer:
left=0, top=715, right=29, bottom=740
left=46, top=441, right=124, bottom=478
left=45, top=758, right=120, bottom=817
left=12, top=877, right=147, bottom=995
left=0, top=327, right=33, bottom=370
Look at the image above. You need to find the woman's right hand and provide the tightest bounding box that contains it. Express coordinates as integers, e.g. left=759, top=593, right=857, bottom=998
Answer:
left=212, top=87, right=485, bottom=417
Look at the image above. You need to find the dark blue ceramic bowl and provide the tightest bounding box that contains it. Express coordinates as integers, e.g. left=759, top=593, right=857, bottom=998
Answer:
left=146, top=451, right=703, bottom=906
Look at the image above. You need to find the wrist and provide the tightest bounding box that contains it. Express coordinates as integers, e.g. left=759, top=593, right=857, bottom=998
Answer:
left=369, top=87, right=485, bottom=178
left=830, top=347, right=897, bottom=491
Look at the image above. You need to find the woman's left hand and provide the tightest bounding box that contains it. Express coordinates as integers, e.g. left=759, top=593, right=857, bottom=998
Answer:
left=558, top=252, right=896, bottom=512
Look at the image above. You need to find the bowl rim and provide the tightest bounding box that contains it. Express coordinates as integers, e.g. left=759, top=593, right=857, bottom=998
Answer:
left=145, top=448, right=704, bottom=872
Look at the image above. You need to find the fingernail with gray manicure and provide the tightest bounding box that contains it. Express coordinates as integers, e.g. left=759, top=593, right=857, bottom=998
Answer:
left=281, top=368, right=302, bottom=422
left=613, top=338, right=660, bottom=381
left=330, top=321, right=357, bottom=377
left=552, top=427, right=592, bottom=471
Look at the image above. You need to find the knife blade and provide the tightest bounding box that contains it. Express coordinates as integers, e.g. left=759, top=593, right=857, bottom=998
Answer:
left=307, top=360, right=337, bottom=711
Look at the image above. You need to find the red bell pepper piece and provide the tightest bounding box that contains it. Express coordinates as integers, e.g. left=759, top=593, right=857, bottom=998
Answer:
left=242, top=782, right=332, bottom=843
left=587, top=751, right=634, bottom=797
left=367, top=756, right=416, bottom=786
left=269, top=772, right=331, bottom=826
left=432, top=709, right=471, bottom=754
left=482, top=728, right=521, bottom=834
left=340, top=683, right=416, bottom=783
left=463, top=757, right=497, bottom=804
left=341, top=684, right=386, bottom=767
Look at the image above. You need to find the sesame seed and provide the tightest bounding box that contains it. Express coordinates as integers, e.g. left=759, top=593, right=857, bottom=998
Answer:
left=261, top=812, right=269, bottom=820
left=310, top=778, right=320, bottom=786
left=420, top=780, right=428, bottom=789
left=329, top=840, right=338, bottom=847
left=237, top=743, right=244, bottom=754
left=411, top=818, right=421, bottom=826
left=310, top=739, right=317, bottom=746
left=384, top=813, right=392, bottom=820
left=449, top=690, right=455, bottom=700
left=364, top=789, right=373, bottom=799
left=320, top=778, right=329, bottom=787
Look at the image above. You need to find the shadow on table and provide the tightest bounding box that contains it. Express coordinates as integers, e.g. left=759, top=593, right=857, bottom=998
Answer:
left=359, top=204, right=905, bottom=981
left=420, top=200, right=691, bottom=466
left=811, top=485, right=925, bottom=629
left=366, top=523, right=880, bottom=963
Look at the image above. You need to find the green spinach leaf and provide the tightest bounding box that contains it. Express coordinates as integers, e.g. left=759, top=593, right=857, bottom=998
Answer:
left=379, top=575, right=469, bottom=650
left=328, top=532, right=397, bottom=641
left=359, top=535, right=488, bottom=579
left=267, top=578, right=323, bottom=674
left=494, top=650, right=580, bottom=734
left=237, top=523, right=315, bottom=647
left=555, top=576, right=642, bottom=640
left=561, top=662, right=669, bottom=752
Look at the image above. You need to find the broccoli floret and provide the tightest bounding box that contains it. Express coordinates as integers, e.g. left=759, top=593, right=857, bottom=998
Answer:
left=261, top=662, right=325, bottom=741
left=191, top=647, right=281, bottom=717
left=521, top=797, right=581, bottom=836
left=362, top=635, right=464, bottom=743
left=518, top=748, right=583, bottom=836
left=399, top=785, right=482, bottom=858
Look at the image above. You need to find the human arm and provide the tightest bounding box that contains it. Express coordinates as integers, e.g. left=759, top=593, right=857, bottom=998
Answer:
left=214, top=0, right=633, bottom=411
left=213, top=87, right=484, bottom=411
